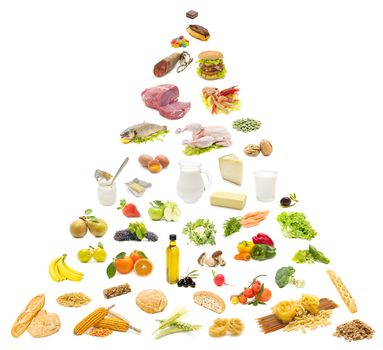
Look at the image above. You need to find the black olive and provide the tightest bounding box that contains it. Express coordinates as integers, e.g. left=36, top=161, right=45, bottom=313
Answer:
left=177, top=279, right=185, bottom=287
left=280, top=197, right=292, bottom=207
left=190, top=281, right=196, bottom=288
left=185, top=276, right=192, bottom=285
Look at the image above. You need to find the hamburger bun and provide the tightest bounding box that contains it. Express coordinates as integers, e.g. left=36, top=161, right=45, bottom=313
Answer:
left=187, top=25, right=210, bottom=41
left=198, top=51, right=223, bottom=60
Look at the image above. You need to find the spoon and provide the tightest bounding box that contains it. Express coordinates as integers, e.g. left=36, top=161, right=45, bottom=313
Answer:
left=110, top=157, right=129, bottom=186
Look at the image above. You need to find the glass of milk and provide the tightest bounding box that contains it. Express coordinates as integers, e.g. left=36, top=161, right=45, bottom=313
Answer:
left=254, top=170, right=278, bottom=202
left=97, top=179, right=117, bottom=206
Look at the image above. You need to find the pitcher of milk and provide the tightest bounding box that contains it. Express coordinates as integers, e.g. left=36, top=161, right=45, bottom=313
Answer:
left=176, top=161, right=212, bottom=203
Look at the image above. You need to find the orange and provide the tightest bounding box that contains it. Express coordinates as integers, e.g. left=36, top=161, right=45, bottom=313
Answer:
left=115, top=256, right=134, bottom=274
left=134, top=259, right=153, bottom=276
left=130, top=250, right=144, bottom=265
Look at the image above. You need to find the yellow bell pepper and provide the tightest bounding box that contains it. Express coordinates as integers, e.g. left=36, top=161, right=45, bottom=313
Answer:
left=237, top=241, right=255, bottom=254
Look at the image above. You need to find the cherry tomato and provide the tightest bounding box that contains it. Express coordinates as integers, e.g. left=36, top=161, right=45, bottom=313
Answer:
left=243, top=288, right=255, bottom=298
left=257, top=288, right=272, bottom=302
left=238, top=294, right=247, bottom=304
left=252, top=280, right=262, bottom=294
left=230, top=295, right=239, bottom=305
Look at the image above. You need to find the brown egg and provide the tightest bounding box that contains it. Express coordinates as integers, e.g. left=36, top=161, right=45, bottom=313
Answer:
left=147, top=159, right=162, bottom=173
left=138, top=154, right=153, bottom=167
left=155, top=155, right=169, bottom=168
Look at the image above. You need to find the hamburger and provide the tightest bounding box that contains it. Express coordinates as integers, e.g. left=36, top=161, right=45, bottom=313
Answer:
left=197, top=51, right=226, bottom=80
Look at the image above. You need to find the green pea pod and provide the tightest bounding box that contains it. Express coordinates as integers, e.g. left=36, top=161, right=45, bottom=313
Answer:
left=251, top=244, right=276, bottom=261
left=309, top=245, right=330, bottom=264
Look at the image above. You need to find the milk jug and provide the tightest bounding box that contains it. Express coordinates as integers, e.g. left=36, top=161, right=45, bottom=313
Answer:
left=176, top=161, right=211, bottom=203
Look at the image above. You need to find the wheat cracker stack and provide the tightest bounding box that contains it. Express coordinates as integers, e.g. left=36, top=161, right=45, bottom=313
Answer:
left=327, top=270, right=357, bottom=313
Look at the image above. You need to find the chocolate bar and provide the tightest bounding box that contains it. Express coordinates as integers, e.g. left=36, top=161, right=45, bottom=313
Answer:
left=186, top=10, right=198, bottom=19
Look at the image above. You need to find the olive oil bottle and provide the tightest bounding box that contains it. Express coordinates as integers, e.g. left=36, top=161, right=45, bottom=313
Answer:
left=166, top=234, right=179, bottom=284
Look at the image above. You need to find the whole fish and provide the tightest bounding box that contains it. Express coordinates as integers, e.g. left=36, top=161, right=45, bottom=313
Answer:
left=120, top=122, right=167, bottom=140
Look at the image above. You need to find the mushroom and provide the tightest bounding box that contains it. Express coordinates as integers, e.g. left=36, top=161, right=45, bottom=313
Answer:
left=198, top=253, right=217, bottom=267
left=212, top=251, right=226, bottom=266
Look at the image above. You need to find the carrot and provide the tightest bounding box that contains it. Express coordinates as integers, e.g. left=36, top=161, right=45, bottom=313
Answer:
left=242, top=222, right=261, bottom=228
left=241, top=215, right=268, bottom=224
left=242, top=217, right=267, bottom=228
left=242, top=211, right=269, bottom=220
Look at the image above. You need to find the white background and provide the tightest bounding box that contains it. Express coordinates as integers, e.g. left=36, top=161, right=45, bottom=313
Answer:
left=1, top=0, right=383, bottom=349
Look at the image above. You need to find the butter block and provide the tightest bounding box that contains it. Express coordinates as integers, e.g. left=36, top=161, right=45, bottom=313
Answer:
left=218, top=154, right=243, bottom=185
left=210, top=191, right=247, bottom=210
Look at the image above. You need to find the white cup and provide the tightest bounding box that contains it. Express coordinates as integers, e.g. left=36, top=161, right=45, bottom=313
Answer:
left=254, top=170, right=278, bottom=202
left=97, top=179, right=117, bottom=206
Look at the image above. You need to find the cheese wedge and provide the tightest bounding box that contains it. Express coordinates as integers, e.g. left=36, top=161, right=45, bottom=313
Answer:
left=210, top=191, right=247, bottom=210
left=218, top=154, right=243, bottom=185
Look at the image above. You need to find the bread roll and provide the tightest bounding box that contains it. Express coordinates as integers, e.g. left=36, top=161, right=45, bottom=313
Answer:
left=135, top=289, right=167, bottom=314
left=193, top=291, right=225, bottom=313
left=11, top=294, right=45, bottom=338
left=27, top=310, right=61, bottom=338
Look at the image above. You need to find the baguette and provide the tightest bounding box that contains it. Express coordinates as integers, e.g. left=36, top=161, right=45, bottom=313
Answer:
left=193, top=291, right=225, bottom=314
left=11, top=294, right=45, bottom=337
left=326, top=270, right=357, bottom=313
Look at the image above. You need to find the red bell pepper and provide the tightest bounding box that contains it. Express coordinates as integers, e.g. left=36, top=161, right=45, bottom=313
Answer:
left=252, top=233, right=274, bottom=247
left=219, top=86, right=239, bottom=97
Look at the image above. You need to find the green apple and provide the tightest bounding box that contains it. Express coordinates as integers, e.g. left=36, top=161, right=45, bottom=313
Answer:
left=163, top=202, right=181, bottom=221
left=148, top=200, right=164, bottom=220
left=77, top=248, right=93, bottom=263
left=93, top=243, right=107, bottom=262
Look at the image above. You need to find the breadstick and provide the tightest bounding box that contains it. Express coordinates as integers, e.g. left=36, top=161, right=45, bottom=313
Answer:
left=326, top=270, right=357, bottom=313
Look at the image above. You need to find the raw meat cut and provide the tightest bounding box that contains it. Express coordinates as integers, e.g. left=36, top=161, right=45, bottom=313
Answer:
left=141, top=84, right=179, bottom=109
left=158, top=102, right=191, bottom=120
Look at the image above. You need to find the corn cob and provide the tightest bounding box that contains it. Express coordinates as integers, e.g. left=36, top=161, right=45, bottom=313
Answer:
left=94, top=317, right=129, bottom=332
left=108, top=309, right=141, bottom=333
left=74, top=305, right=114, bottom=335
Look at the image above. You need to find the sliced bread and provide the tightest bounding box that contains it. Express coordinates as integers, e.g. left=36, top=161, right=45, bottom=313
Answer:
left=193, top=291, right=225, bottom=314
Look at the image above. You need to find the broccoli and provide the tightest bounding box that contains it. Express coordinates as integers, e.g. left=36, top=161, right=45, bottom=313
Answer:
left=275, top=266, right=305, bottom=288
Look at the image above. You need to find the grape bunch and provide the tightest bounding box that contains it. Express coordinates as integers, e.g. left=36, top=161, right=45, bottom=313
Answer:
left=114, top=229, right=158, bottom=242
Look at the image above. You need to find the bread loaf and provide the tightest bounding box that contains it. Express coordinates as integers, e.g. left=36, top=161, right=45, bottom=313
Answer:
left=193, top=291, right=225, bottom=314
left=327, top=270, right=357, bottom=313
left=11, top=294, right=45, bottom=337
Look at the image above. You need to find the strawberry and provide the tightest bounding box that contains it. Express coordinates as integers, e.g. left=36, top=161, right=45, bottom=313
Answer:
left=117, top=200, right=141, bottom=218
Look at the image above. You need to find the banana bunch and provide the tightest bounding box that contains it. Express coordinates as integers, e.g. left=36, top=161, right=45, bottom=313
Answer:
left=49, top=254, right=84, bottom=282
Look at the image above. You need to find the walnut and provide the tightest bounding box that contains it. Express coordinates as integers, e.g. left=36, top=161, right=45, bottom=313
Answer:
left=244, top=144, right=260, bottom=157
left=260, top=139, right=273, bottom=156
